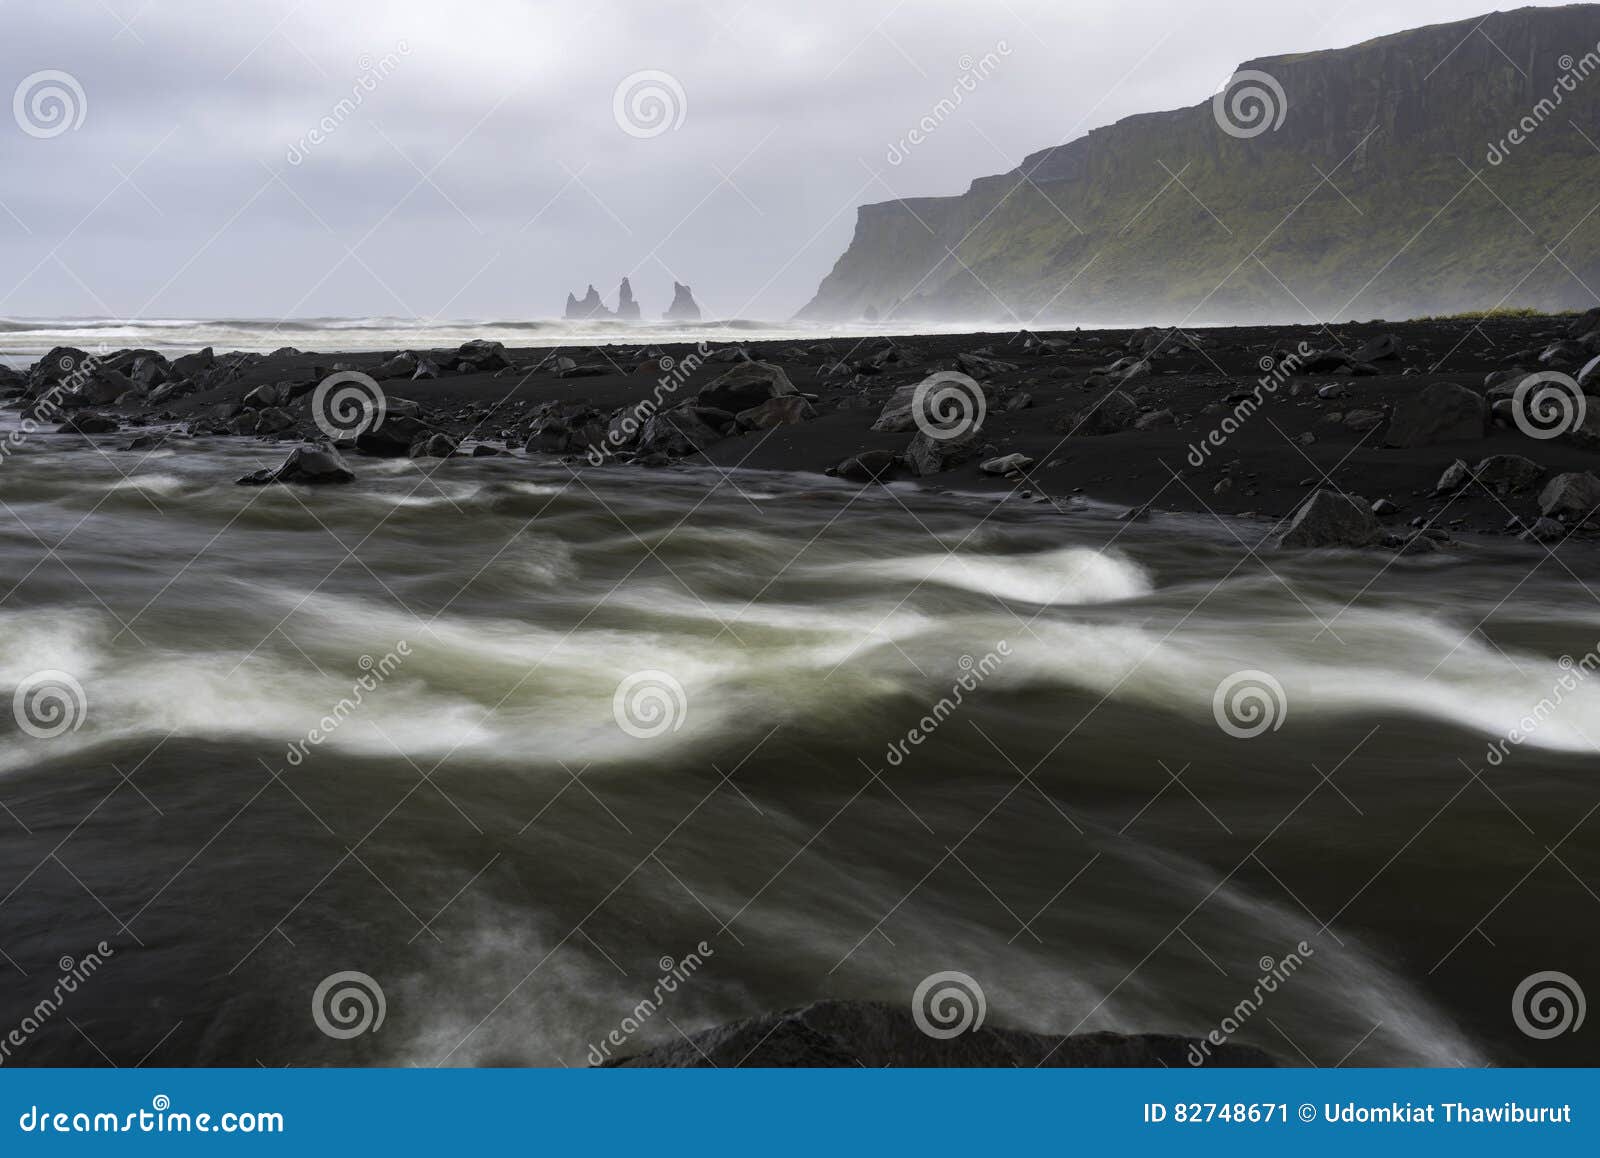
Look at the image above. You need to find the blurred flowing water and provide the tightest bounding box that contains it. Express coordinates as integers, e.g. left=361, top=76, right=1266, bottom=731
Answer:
left=0, top=422, right=1594, bottom=1066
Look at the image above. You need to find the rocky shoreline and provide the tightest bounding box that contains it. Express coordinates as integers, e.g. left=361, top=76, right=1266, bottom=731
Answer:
left=604, top=1000, right=1277, bottom=1067
left=5, top=312, right=1600, bottom=549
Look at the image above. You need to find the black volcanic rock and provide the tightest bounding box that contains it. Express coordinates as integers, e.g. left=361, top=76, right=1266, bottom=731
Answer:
left=663, top=281, right=701, bottom=321
left=604, top=1000, right=1277, bottom=1067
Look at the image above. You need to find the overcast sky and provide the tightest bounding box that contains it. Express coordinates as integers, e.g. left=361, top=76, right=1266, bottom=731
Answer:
left=0, top=0, right=1573, bottom=322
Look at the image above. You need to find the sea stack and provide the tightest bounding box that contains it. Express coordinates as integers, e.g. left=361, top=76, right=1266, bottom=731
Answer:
left=615, top=277, right=641, bottom=322
left=564, top=285, right=609, bottom=319
left=664, top=281, right=701, bottom=322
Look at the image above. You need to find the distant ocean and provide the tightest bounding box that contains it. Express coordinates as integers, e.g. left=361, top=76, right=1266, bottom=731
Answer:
left=0, top=315, right=1029, bottom=367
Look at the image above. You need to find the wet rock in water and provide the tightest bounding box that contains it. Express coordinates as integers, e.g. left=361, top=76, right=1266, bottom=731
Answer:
left=1383, top=382, right=1486, bottom=447
left=735, top=395, right=815, bottom=431
left=454, top=339, right=511, bottom=373
left=1538, top=471, right=1600, bottom=521
left=409, top=432, right=458, bottom=458
left=980, top=453, right=1033, bottom=475
left=1523, top=516, right=1567, bottom=542
left=355, top=415, right=435, bottom=457
left=1371, top=497, right=1398, bottom=515
left=123, top=432, right=169, bottom=451
left=604, top=1000, right=1275, bottom=1068
left=470, top=443, right=505, bottom=457
left=27, top=346, right=93, bottom=393
left=1471, top=454, right=1546, bottom=496
left=59, top=413, right=119, bottom=435
left=412, top=357, right=440, bottom=380
left=1134, top=408, right=1176, bottom=429
left=1435, top=458, right=1471, bottom=494
left=904, top=428, right=982, bottom=476
left=1278, top=490, right=1380, bottom=549
left=697, top=361, right=795, bottom=413
left=236, top=444, right=355, bottom=486
left=828, top=449, right=898, bottom=483
left=1058, top=389, right=1137, bottom=436
left=663, top=281, right=702, bottom=322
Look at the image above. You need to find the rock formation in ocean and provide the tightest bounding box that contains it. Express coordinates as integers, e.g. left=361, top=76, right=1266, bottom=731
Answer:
left=564, top=285, right=610, bottom=320
left=663, top=281, right=701, bottom=321
left=615, top=277, right=641, bottom=321
left=799, top=5, right=1600, bottom=324
left=603, top=1000, right=1278, bottom=1067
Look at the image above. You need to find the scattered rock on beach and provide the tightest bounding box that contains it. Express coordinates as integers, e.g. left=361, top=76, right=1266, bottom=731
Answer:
left=1383, top=382, right=1485, bottom=447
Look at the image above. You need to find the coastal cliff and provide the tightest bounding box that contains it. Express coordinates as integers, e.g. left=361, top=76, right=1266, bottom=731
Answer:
left=800, top=5, right=1600, bottom=323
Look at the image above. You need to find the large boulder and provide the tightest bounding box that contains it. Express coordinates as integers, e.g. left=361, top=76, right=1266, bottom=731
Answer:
left=454, top=339, right=510, bottom=373
left=1383, top=382, right=1486, bottom=447
left=735, top=395, right=815, bottom=431
left=236, top=445, right=355, bottom=486
left=1278, top=490, right=1380, bottom=549
left=696, top=361, right=795, bottom=413
left=904, top=428, right=982, bottom=476
left=1351, top=333, right=1401, bottom=362
left=605, top=1000, right=1275, bottom=1068
left=636, top=405, right=726, bottom=457
left=1538, top=472, right=1600, bottom=521
left=355, top=415, right=435, bottom=457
